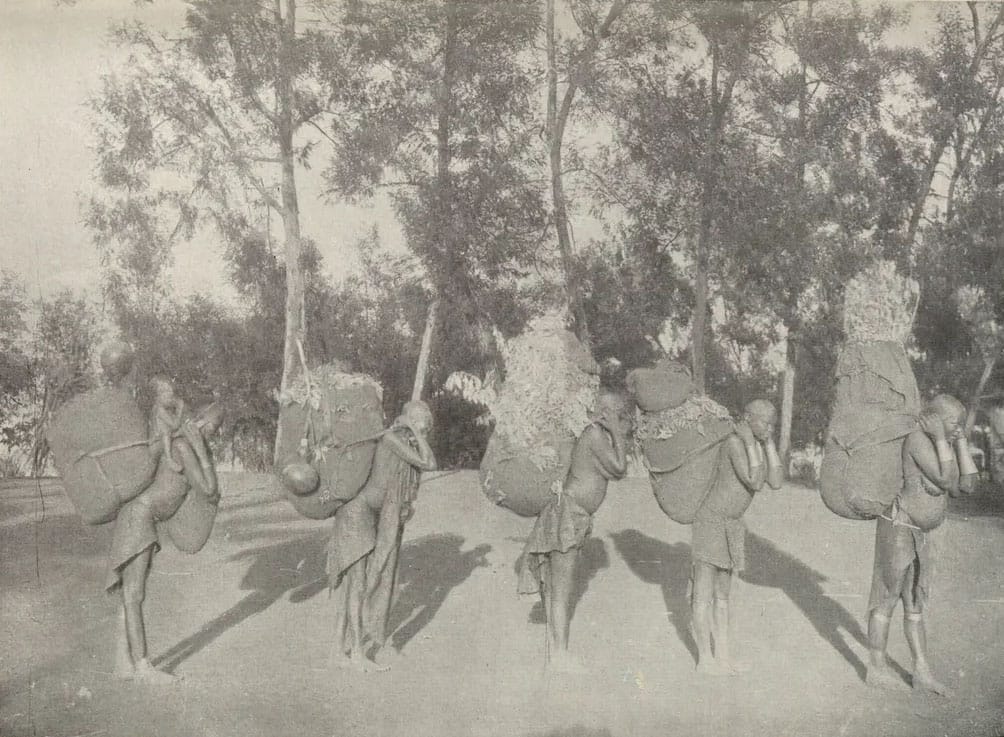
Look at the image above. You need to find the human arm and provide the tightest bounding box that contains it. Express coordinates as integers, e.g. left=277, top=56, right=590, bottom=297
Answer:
left=763, top=436, right=784, bottom=490
left=588, top=421, right=628, bottom=480
left=384, top=426, right=437, bottom=472
left=177, top=440, right=219, bottom=501
left=727, top=434, right=766, bottom=493
left=906, top=428, right=959, bottom=496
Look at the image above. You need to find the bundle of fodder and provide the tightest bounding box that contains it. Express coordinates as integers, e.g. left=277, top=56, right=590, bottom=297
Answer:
left=626, top=358, right=695, bottom=413
left=820, top=260, right=921, bottom=520
left=47, top=385, right=158, bottom=525
left=479, top=312, right=600, bottom=517
left=637, top=393, right=734, bottom=524
left=275, top=365, right=385, bottom=520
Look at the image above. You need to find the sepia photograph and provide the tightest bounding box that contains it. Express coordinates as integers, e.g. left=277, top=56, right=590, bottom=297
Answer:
left=2, top=1, right=1004, bottom=735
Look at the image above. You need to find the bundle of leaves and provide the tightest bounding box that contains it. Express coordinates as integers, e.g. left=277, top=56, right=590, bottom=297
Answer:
left=635, top=394, right=732, bottom=442
left=487, top=312, right=599, bottom=465
left=842, top=260, right=919, bottom=344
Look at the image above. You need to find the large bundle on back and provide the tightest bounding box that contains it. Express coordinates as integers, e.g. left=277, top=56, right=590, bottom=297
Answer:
left=636, top=390, right=734, bottom=524
left=46, top=386, right=157, bottom=525
left=820, top=261, right=921, bottom=520
left=479, top=313, right=599, bottom=517
left=275, top=365, right=385, bottom=520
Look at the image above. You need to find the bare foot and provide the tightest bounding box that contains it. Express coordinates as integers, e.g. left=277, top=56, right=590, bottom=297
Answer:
left=866, top=664, right=907, bottom=691
left=719, top=658, right=751, bottom=677
left=912, top=671, right=951, bottom=698
left=133, top=659, right=180, bottom=685
left=547, top=653, right=588, bottom=675
left=331, top=653, right=388, bottom=673
left=696, top=659, right=730, bottom=677
left=115, top=646, right=134, bottom=680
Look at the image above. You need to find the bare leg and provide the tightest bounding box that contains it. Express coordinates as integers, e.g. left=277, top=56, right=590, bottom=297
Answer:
left=692, top=562, right=726, bottom=675
left=713, top=568, right=742, bottom=675
left=866, top=562, right=908, bottom=691
left=120, top=547, right=176, bottom=684
left=332, top=560, right=383, bottom=671
left=546, top=548, right=585, bottom=673
left=902, top=561, right=949, bottom=697
left=115, top=608, right=132, bottom=677
left=537, top=555, right=555, bottom=665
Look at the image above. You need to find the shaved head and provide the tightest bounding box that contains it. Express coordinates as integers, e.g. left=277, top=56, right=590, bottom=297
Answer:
left=744, top=399, right=777, bottom=424
left=928, top=394, right=965, bottom=425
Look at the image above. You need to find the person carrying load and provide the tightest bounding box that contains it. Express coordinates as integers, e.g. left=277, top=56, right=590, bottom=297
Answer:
left=327, top=400, right=437, bottom=672
left=46, top=341, right=225, bottom=683
left=866, top=394, right=976, bottom=696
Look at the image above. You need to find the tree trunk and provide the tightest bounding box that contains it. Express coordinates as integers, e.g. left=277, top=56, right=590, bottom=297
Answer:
left=966, top=353, right=998, bottom=435
left=273, top=0, right=305, bottom=465
left=691, top=41, right=731, bottom=394
left=547, top=0, right=590, bottom=345
left=777, top=1, right=810, bottom=467
left=778, top=337, right=796, bottom=465
left=903, top=128, right=951, bottom=265
left=692, top=208, right=711, bottom=393
left=412, top=299, right=440, bottom=401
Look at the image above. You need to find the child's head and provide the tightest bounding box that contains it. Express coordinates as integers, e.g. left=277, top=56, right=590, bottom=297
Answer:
left=743, top=399, right=777, bottom=442
left=927, top=394, right=966, bottom=442
left=100, top=340, right=134, bottom=384
left=150, top=375, right=175, bottom=403
left=401, top=400, right=433, bottom=434
left=594, top=390, right=634, bottom=432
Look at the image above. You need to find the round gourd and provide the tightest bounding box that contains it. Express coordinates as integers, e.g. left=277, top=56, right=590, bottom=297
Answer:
left=282, top=462, right=320, bottom=496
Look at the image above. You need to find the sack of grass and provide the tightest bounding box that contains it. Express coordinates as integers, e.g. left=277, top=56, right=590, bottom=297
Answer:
left=275, top=364, right=385, bottom=520
left=820, top=260, right=922, bottom=520
left=478, top=312, right=599, bottom=517
left=637, top=393, right=734, bottom=524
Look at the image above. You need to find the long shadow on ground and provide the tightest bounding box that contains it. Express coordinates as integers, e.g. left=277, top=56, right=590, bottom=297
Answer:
left=609, top=529, right=696, bottom=662
left=740, top=532, right=910, bottom=683
left=154, top=531, right=329, bottom=672
left=949, top=481, right=1004, bottom=523
left=388, top=533, right=492, bottom=651
left=518, top=537, right=609, bottom=626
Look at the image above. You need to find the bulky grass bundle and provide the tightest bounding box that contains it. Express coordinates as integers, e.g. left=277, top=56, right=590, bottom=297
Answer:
left=842, top=260, right=919, bottom=344
left=487, top=312, right=599, bottom=466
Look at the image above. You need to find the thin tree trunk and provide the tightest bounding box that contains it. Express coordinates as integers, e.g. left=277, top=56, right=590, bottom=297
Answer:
left=546, top=0, right=627, bottom=346
left=779, top=337, right=796, bottom=464
left=966, top=353, right=998, bottom=435
left=412, top=299, right=441, bottom=401
left=778, top=1, right=811, bottom=467
left=274, top=0, right=305, bottom=465
left=692, top=205, right=711, bottom=393
left=547, top=0, right=588, bottom=344
left=691, top=40, right=733, bottom=393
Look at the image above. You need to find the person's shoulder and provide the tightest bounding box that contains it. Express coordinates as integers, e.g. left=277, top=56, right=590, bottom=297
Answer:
left=724, top=433, right=746, bottom=454
left=904, top=427, right=931, bottom=452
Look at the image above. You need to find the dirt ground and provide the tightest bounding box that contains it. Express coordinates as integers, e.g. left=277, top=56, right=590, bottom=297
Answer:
left=2, top=471, right=1003, bottom=737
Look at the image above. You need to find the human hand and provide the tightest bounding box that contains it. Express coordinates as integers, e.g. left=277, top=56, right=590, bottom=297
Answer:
left=736, top=422, right=756, bottom=447
left=919, top=411, right=946, bottom=441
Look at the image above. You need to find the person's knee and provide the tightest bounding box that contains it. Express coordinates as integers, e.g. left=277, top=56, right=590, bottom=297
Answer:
left=121, top=581, right=146, bottom=608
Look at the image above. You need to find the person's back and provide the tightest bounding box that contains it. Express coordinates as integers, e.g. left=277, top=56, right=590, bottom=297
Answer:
left=563, top=423, right=626, bottom=515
